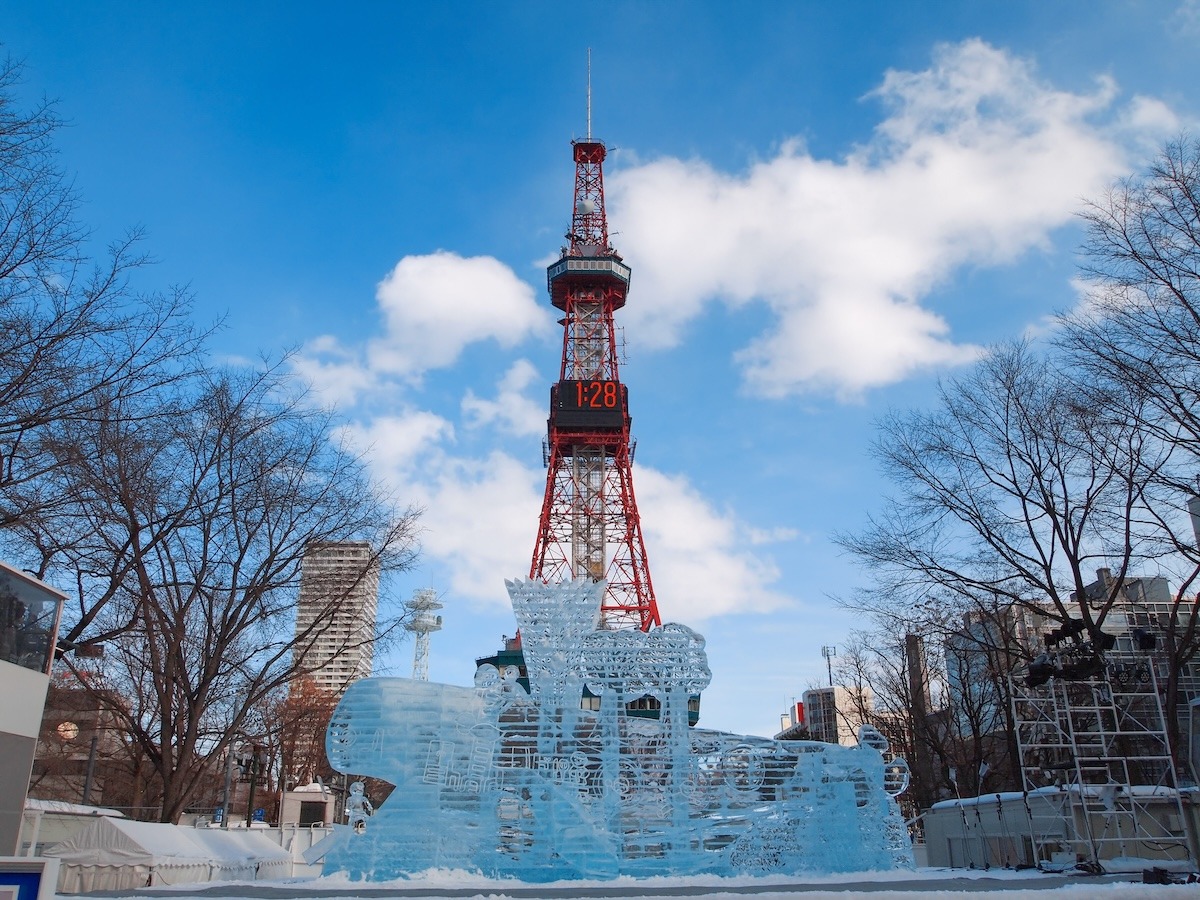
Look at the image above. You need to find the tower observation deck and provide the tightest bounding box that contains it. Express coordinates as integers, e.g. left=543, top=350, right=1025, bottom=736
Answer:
left=530, top=139, right=661, bottom=632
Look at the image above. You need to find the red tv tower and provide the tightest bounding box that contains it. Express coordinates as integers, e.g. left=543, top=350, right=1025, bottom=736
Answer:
left=529, top=127, right=661, bottom=632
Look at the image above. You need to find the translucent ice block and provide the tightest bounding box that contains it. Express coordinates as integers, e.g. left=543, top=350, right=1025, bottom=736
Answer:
left=321, top=578, right=913, bottom=880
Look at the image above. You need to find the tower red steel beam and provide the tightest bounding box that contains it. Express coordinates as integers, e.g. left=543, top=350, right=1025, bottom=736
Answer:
left=529, top=138, right=661, bottom=632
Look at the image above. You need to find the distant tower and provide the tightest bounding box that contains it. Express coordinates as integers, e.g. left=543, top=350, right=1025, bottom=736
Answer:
left=294, top=542, right=379, bottom=694
left=404, top=588, right=443, bottom=681
left=529, top=132, right=660, bottom=632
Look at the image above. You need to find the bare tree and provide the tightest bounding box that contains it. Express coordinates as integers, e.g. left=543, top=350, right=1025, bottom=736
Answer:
left=834, top=601, right=1030, bottom=817
left=839, top=140, right=1200, bottom=780
left=835, top=342, right=1176, bottom=789
left=1059, top=137, right=1200, bottom=747
left=19, top=363, right=420, bottom=822
left=1, top=57, right=420, bottom=822
left=29, top=672, right=130, bottom=805
left=0, top=56, right=204, bottom=534
left=840, top=341, right=1154, bottom=643
left=833, top=634, right=939, bottom=816
left=273, top=677, right=339, bottom=789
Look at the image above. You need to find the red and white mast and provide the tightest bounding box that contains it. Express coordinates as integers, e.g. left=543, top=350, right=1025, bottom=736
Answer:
left=529, top=105, right=660, bottom=631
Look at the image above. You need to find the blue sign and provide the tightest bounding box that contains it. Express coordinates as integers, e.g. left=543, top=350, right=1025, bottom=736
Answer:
left=252, top=807, right=266, bottom=822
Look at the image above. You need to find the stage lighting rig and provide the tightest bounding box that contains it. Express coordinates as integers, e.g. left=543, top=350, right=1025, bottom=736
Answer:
left=1045, top=617, right=1087, bottom=648
left=1025, top=653, right=1059, bottom=688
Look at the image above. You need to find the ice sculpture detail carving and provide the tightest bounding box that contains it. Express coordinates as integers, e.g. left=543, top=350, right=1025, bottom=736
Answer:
left=321, top=579, right=913, bottom=880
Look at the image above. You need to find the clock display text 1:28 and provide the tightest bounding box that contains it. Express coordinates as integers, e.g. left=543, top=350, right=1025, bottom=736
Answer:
left=575, top=380, right=619, bottom=409
left=554, top=379, right=626, bottom=429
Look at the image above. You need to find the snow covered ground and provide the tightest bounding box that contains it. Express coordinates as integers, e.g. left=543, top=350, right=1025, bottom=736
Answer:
left=64, top=867, right=1200, bottom=899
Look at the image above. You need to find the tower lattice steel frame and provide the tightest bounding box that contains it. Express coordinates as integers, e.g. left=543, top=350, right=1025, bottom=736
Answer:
left=529, top=138, right=660, bottom=632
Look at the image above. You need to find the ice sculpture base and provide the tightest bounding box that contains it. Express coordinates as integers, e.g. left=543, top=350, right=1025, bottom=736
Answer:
left=322, top=579, right=912, bottom=881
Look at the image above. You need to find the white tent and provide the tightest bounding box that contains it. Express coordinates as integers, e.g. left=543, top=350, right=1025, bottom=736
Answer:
left=45, top=816, right=290, bottom=893
left=188, top=828, right=290, bottom=881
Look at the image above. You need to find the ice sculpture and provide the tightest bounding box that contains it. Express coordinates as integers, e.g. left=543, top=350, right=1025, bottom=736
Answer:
left=345, top=781, right=373, bottom=833
left=320, top=579, right=913, bottom=881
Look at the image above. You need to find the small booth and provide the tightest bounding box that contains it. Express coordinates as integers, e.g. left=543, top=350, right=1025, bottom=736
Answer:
left=279, top=783, right=336, bottom=827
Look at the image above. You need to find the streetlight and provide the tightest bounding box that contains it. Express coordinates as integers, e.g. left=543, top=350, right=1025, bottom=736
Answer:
left=219, top=738, right=265, bottom=829
left=240, top=745, right=267, bottom=827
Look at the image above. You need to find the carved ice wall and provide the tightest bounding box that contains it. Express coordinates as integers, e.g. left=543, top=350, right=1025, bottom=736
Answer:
left=320, top=579, right=913, bottom=881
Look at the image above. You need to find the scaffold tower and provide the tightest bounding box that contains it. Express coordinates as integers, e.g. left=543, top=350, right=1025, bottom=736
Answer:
left=1011, top=650, right=1193, bottom=870
left=529, top=135, right=660, bottom=632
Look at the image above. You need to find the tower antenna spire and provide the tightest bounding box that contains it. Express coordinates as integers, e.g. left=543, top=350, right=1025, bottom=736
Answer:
left=586, top=48, right=592, bottom=141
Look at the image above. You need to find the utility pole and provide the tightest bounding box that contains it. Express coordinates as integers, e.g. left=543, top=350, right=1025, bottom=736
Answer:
left=220, top=746, right=236, bottom=829
left=81, top=734, right=98, bottom=805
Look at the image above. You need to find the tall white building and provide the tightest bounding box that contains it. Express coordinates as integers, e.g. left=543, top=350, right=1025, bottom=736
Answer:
left=802, top=685, right=872, bottom=746
left=294, top=542, right=379, bottom=694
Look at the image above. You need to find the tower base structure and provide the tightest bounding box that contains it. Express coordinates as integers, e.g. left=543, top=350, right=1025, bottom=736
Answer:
left=318, top=579, right=913, bottom=881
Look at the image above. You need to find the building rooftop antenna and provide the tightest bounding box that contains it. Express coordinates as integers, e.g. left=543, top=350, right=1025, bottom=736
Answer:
left=821, top=645, right=837, bottom=686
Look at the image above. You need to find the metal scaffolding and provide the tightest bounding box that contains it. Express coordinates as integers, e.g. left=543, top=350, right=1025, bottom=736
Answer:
left=1011, top=651, right=1193, bottom=870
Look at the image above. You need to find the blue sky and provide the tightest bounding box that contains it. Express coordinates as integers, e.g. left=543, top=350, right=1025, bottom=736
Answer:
left=5, top=2, right=1200, bottom=737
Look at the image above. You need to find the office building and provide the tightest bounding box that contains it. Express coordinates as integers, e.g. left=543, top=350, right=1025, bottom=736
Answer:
left=801, top=685, right=872, bottom=747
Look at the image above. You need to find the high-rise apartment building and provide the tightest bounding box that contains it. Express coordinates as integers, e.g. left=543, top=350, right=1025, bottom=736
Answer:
left=294, top=541, right=379, bottom=694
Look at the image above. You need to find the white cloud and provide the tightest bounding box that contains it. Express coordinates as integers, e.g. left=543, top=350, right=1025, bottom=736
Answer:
left=1118, top=96, right=1184, bottom=157
left=340, top=410, right=455, bottom=479
left=368, top=251, right=553, bottom=378
left=417, top=452, right=546, bottom=602
left=1172, top=0, right=1200, bottom=36
left=746, top=525, right=803, bottom=546
left=291, top=335, right=376, bottom=407
left=293, top=252, right=552, bottom=406
left=608, top=39, right=1174, bottom=398
left=341, top=413, right=542, bottom=605
left=630, top=468, right=793, bottom=621
left=342, top=411, right=793, bottom=619
left=461, top=359, right=546, bottom=437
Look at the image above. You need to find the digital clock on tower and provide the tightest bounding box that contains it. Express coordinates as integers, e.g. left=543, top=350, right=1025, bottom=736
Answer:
left=552, top=379, right=626, bottom=429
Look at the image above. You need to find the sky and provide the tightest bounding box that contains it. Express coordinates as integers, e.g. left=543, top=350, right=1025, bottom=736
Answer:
left=4, top=1, right=1200, bottom=739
